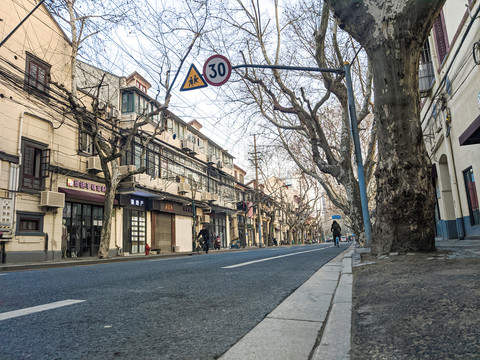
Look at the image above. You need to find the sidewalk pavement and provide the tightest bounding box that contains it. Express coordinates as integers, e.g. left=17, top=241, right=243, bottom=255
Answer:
left=350, top=239, right=480, bottom=359
left=220, top=245, right=355, bottom=360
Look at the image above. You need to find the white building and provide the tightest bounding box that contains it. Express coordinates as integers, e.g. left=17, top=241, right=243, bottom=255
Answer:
left=420, top=0, right=480, bottom=239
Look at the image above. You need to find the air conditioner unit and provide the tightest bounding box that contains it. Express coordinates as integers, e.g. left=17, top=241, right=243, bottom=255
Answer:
left=119, top=165, right=137, bottom=175
left=86, top=156, right=102, bottom=173
left=217, top=161, right=223, bottom=168
left=181, top=139, right=193, bottom=152
left=201, top=215, right=210, bottom=223
left=189, top=143, right=197, bottom=155
left=111, top=107, right=119, bottom=118
left=210, top=193, right=219, bottom=202
left=40, top=191, right=65, bottom=208
left=178, top=182, right=190, bottom=194
left=201, top=192, right=211, bottom=201
left=207, top=155, right=215, bottom=164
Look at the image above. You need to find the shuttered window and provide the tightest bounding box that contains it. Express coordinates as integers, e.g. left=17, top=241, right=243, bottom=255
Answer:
left=433, top=10, right=449, bottom=65
left=21, top=139, right=49, bottom=191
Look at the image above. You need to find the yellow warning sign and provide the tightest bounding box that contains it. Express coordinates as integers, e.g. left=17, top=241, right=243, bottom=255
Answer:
left=180, top=64, right=208, bottom=91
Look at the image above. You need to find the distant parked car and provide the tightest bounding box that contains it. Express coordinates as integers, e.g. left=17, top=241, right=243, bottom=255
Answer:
left=341, top=236, right=346, bottom=242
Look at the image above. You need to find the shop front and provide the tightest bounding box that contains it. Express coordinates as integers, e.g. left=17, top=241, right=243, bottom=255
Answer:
left=119, top=195, right=148, bottom=255
left=60, top=178, right=110, bottom=258
left=207, top=210, right=227, bottom=248
left=148, top=199, right=195, bottom=253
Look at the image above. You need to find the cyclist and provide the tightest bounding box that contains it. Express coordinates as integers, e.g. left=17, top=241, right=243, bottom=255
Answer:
left=331, top=220, right=341, bottom=248
left=197, top=225, right=210, bottom=254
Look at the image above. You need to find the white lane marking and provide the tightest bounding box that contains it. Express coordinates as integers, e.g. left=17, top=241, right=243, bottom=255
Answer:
left=0, top=300, right=85, bottom=321
left=222, top=246, right=334, bottom=269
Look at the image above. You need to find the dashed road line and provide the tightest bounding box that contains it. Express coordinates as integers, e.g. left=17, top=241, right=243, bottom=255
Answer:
left=222, top=246, right=333, bottom=269
left=0, top=300, right=85, bottom=321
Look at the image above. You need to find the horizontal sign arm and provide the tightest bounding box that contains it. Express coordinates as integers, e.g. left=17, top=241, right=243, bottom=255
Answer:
left=232, top=64, right=344, bottom=74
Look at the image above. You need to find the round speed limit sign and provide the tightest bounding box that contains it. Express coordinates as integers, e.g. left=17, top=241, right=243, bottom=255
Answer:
left=203, top=55, right=232, bottom=86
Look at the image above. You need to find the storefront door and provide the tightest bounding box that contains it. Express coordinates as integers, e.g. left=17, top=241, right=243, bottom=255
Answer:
left=63, top=202, right=104, bottom=257
left=123, top=209, right=146, bottom=254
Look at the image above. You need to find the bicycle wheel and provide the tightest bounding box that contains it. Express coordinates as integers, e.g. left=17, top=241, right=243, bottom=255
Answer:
left=196, top=241, right=201, bottom=254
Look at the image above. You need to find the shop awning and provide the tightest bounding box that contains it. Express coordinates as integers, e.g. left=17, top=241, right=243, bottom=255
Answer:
left=459, top=114, right=480, bottom=146
left=59, top=187, right=118, bottom=205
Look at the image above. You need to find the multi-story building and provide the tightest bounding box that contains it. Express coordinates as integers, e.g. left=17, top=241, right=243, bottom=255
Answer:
left=1, top=0, right=75, bottom=262
left=0, top=0, right=238, bottom=263
left=420, top=0, right=480, bottom=240
left=69, top=61, right=238, bottom=257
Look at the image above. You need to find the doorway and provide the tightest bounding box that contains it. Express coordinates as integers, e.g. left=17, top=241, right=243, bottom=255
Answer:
left=152, top=212, right=173, bottom=253
left=63, top=202, right=103, bottom=257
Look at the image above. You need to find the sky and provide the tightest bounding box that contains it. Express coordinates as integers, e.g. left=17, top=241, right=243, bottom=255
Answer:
left=49, top=0, right=294, bottom=180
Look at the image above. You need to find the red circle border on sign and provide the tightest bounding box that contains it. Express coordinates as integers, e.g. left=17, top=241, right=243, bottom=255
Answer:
left=203, top=54, right=232, bottom=86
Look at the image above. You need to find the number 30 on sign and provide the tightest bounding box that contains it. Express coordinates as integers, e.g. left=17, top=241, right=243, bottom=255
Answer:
left=203, top=55, right=232, bottom=86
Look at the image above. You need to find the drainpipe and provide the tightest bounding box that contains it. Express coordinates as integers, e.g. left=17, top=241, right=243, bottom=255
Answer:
left=10, top=112, right=26, bottom=237
left=443, top=108, right=465, bottom=239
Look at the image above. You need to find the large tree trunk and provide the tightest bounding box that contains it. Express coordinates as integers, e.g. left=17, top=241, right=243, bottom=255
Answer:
left=370, top=46, right=435, bottom=253
left=325, top=0, right=446, bottom=254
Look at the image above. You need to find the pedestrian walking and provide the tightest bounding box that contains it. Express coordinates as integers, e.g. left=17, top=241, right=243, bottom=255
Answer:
left=61, top=219, right=68, bottom=258
left=331, top=220, right=341, bottom=247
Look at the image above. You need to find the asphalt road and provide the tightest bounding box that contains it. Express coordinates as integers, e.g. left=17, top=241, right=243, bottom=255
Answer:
left=0, top=243, right=347, bottom=359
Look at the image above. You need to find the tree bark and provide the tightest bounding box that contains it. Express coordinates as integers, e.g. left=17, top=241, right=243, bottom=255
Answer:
left=370, top=46, right=435, bottom=253
left=324, top=0, right=446, bottom=253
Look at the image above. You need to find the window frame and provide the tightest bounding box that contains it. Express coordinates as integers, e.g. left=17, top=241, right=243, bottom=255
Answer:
left=78, top=131, right=97, bottom=156
left=21, top=138, right=50, bottom=192
left=122, top=91, right=135, bottom=113
left=16, top=211, right=44, bottom=236
left=24, top=52, right=51, bottom=96
left=433, top=10, right=449, bottom=66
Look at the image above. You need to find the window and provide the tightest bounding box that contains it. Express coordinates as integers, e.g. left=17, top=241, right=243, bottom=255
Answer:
left=147, top=143, right=160, bottom=178
left=79, top=132, right=97, bottom=155
left=25, top=52, right=50, bottom=94
left=150, top=103, right=161, bottom=125
left=419, top=40, right=435, bottom=95
left=122, top=92, right=135, bottom=113
left=136, top=80, right=147, bottom=93
left=463, top=168, right=479, bottom=226
left=21, top=139, right=49, bottom=191
left=16, top=212, right=44, bottom=235
left=433, top=10, right=449, bottom=65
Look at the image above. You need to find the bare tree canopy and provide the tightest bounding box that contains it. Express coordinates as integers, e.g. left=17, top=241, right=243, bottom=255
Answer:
left=205, top=0, right=376, bottom=242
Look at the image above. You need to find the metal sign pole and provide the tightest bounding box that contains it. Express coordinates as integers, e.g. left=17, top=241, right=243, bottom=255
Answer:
left=343, top=62, right=372, bottom=245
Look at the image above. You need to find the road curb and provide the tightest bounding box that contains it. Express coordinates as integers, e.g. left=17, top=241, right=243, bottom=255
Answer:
left=311, top=245, right=353, bottom=360
left=220, top=245, right=354, bottom=360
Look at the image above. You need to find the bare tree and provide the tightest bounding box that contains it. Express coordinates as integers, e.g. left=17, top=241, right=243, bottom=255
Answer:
left=207, top=0, right=375, bottom=243
left=48, top=0, right=208, bottom=258
left=325, top=0, right=445, bottom=253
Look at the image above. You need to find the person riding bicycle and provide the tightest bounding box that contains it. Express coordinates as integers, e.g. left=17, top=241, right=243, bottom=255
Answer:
left=197, top=225, right=210, bottom=254
left=331, top=220, right=341, bottom=247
